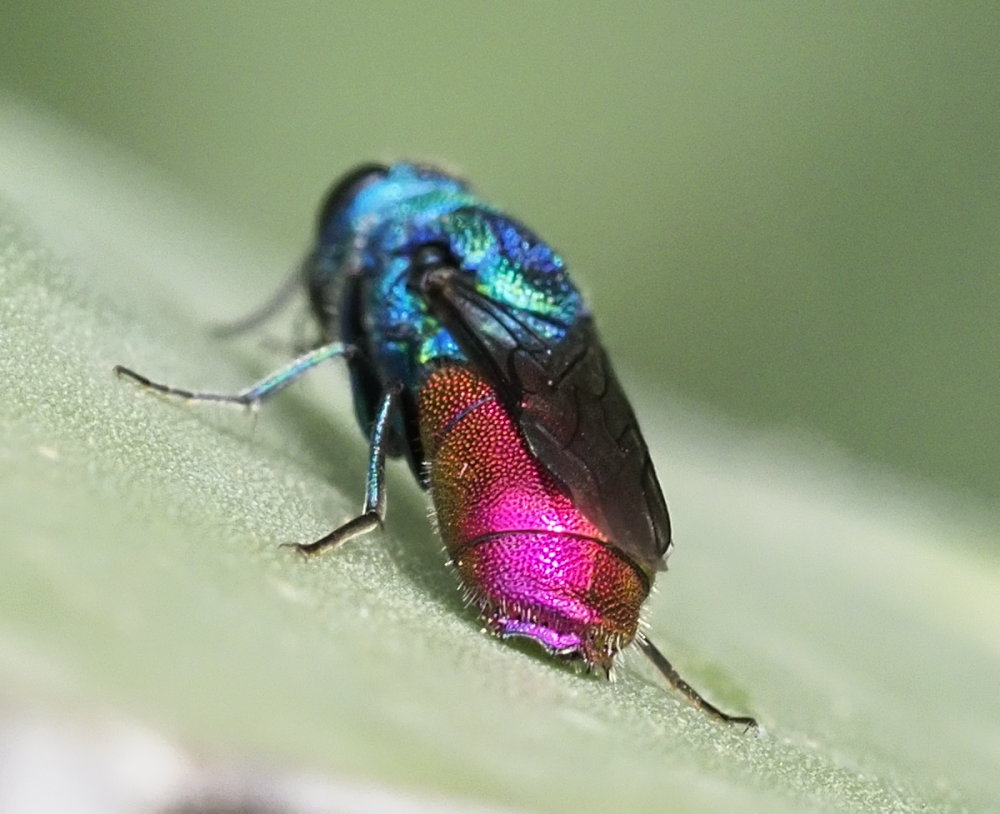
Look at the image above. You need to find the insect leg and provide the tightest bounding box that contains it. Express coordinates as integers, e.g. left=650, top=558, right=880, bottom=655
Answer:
left=636, top=634, right=758, bottom=731
left=113, top=342, right=350, bottom=409
left=285, top=383, right=402, bottom=556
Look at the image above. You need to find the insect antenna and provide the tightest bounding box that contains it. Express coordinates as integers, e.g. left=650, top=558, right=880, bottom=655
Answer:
left=211, top=256, right=308, bottom=338
left=636, top=634, right=757, bottom=731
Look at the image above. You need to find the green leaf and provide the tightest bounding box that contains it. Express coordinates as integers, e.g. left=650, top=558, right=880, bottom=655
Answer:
left=1, top=98, right=997, bottom=812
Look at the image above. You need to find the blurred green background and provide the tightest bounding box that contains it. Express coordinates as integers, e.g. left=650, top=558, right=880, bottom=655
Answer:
left=3, top=2, right=998, bottom=505
left=3, top=5, right=1000, bottom=810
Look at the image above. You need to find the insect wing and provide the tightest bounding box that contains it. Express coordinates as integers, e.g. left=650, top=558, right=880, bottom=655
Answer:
left=425, top=270, right=671, bottom=574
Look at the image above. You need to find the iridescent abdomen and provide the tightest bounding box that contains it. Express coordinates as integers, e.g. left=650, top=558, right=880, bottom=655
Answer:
left=418, top=365, right=648, bottom=670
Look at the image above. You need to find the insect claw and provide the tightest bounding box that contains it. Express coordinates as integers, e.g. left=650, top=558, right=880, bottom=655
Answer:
left=281, top=512, right=383, bottom=558
left=278, top=541, right=316, bottom=559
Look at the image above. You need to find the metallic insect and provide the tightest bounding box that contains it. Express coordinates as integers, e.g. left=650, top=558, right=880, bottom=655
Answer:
left=116, top=162, right=755, bottom=727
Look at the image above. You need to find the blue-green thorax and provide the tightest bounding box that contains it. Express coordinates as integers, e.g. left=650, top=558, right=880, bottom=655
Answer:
left=309, top=162, right=586, bottom=457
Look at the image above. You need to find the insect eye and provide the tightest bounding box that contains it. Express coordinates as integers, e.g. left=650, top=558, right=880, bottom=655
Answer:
left=316, top=163, right=389, bottom=233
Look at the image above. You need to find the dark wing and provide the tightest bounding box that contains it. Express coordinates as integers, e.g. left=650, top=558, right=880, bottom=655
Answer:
left=424, top=270, right=671, bottom=575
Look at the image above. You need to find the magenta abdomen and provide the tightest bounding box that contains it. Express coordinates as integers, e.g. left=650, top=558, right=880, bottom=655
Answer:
left=418, top=365, right=648, bottom=669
